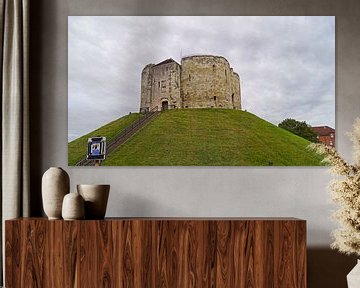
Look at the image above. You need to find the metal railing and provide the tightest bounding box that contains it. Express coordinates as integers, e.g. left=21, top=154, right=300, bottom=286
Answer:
left=106, top=106, right=159, bottom=154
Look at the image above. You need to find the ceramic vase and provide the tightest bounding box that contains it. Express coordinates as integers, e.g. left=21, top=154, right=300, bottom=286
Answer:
left=62, top=192, right=85, bottom=220
left=347, top=259, right=360, bottom=287
left=77, top=184, right=110, bottom=219
left=42, top=167, right=70, bottom=219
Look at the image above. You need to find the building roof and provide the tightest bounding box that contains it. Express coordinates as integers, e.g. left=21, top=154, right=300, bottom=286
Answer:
left=154, top=58, right=180, bottom=67
left=312, top=126, right=335, bottom=136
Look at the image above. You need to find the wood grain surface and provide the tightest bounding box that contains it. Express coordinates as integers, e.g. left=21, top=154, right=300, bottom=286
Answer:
left=5, top=218, right=306, bottom=287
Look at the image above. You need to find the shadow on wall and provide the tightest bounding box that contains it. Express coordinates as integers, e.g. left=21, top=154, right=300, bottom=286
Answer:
left=308, top=248, right=357, bottom=288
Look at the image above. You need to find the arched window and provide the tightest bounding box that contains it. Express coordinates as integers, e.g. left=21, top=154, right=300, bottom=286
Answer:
left=189, top=74, right=191, bottom=81
left=213, top=64, right=216, bottom=72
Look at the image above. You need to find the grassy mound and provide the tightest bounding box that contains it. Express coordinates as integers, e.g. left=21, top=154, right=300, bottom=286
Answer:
left=68, top=113, right=141, bottom=165
left=69, top=109, right=325, bottom=166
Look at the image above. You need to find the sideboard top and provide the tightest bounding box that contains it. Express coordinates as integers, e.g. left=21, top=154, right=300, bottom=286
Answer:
left=6, top=217, right=306, bottom=222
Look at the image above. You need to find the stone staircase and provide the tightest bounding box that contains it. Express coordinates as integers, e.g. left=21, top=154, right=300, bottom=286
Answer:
left=76, top=107, right=160, bottom=166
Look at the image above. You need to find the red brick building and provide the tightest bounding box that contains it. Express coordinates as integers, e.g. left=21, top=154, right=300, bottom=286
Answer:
left=312, top=126, right=335, bottom=147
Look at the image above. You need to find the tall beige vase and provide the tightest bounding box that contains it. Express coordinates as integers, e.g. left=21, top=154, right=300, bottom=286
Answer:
left=42, top=167, right=70, bottom=219
left=77, top=184, right=110, bottom=219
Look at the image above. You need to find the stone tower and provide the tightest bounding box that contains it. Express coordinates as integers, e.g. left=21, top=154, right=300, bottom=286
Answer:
left=140, top=59, right=181, bottom=112
left=140, top=55, right=241, bottom=112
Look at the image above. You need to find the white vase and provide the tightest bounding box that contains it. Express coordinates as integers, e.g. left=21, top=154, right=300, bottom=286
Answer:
left=62, top=192, right=85, bottom=220
left=42, top=167, right=70, bottom=219
left=77, top=184, right=110, bottom=219
left=347, top=259, right=360, bottom=288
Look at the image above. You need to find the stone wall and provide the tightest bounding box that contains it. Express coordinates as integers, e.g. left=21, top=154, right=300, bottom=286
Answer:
left=181, top=55, right=240, bottom=109
left=140, top=55, right=241, bottom=112
left=231, top=71, right=241, bottom=110
left=140, top=60, right=181, bottom=112
left=140, top=64, right=154, bottom=112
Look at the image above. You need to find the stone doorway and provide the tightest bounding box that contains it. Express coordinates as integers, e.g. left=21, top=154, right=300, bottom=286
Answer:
left=162, top=101, right=169, bottom=111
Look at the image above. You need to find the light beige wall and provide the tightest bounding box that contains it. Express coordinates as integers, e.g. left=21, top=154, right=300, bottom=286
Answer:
left=31, top=0, right=360, bottom=246
left=31, top=0, right=359, bottom=256
left=30, top=1, right=360, bottom=285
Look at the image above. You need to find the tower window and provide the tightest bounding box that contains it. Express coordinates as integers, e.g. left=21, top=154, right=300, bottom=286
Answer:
left=161, top=80, right=166, bottom=92
left=158, top=82, right=160, bottom=88
left=189, top=74, right=191, bottom=81
left=214, top=96, right=217, bottom=101
left=213, top=65, right=216, bottom=71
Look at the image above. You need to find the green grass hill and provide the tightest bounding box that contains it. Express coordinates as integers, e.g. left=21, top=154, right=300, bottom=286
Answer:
left=68, top=109, right=325, bottom=166
left=68, top=113, right=142, bottom=166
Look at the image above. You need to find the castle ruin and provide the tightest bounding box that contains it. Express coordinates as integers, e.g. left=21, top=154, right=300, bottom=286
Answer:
left=140, top=55, right=241, bottom=112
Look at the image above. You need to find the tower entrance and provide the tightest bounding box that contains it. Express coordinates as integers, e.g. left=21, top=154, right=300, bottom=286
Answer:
left=162, top=101, right=169, bottom=111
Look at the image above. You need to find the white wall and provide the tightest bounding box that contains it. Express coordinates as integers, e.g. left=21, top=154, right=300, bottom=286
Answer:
left=34, top=0, right=360, bottom=247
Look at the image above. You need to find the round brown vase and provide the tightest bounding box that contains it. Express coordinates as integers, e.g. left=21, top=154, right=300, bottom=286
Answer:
left=77, top=184, right=110, bottom=219
left=42, top=167, right=70, bottom=219
left=62, top=192, right=85, bottom=220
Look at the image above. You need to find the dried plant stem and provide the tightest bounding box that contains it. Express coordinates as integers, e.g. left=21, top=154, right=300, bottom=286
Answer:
left=309, top=118, right=360, bottom=256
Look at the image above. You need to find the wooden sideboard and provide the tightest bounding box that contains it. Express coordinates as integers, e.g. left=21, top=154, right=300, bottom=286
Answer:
left=5, top=218, right=306, bottom=287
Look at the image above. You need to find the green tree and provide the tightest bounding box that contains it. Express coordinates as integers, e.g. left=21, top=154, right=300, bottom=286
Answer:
left=278, top=118, right=318, bottom=142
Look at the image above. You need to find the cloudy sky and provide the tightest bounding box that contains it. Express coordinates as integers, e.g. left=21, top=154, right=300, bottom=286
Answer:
left=68, top=16, right=335, bottom=141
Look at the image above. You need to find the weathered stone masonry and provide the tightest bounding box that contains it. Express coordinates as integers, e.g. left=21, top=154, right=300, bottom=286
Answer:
left=140, top=55, right=241, bottom=112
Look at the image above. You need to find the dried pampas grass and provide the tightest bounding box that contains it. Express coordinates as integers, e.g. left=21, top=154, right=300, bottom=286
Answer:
left=309, top=118, right=360, bottom=256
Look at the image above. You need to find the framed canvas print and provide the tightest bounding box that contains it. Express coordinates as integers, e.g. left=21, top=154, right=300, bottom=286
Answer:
left=68, top=16, right=335, bottom=166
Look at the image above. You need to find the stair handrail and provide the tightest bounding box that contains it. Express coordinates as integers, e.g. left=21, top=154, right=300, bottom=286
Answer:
left=107, top=106, right=159, bottom=149
left=75, top=106, right=160, bottom=166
